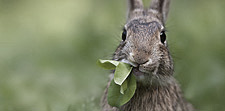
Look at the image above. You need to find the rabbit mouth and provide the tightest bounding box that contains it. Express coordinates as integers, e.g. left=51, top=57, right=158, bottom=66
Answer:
left=120, top=59, right=153, bottom=77
left=132, top=66, right=154, bottom=77
left=132, top=67, right=146, bottom=76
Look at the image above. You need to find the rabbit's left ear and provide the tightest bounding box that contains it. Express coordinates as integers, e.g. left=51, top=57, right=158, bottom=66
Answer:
left=127, top=0, right=144, bottom=20
left=149, top=0, right=171, bottom=24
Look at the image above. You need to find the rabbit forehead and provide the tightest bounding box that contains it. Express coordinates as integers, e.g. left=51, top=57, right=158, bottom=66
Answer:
left=125, top=15, right=164, bottom=27
left=129, top=21, right=161, bottom=34
left=125, top=19, right=163, bottom=40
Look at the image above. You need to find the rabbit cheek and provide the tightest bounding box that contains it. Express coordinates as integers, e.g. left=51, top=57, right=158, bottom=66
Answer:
left=157, top=46, right=174, bottom=76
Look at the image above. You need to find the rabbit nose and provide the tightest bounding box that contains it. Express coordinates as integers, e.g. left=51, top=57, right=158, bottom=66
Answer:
left=129, top=52, right=149, bottom=65
left=135, top=57, right=149, bottom=65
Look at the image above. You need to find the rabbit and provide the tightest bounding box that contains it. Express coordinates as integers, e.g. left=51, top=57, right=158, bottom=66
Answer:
left=101, top=0, right=194, bottom=111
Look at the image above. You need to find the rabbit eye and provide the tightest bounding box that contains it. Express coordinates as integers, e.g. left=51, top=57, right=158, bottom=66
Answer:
left=160, top=31, right=166, bottom=44
left=122, top=29, right=127, bottom=41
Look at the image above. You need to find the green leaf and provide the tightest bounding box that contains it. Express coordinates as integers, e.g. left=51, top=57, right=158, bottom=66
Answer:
left=120, top=79, right=127, bottom=94
left=107, top=74, right=136, bottom=107
left=114, top=63, right=132, bottom=85
left=97, top=59, right=136, bottom=107
left=97, top=59, right=119, bottom=70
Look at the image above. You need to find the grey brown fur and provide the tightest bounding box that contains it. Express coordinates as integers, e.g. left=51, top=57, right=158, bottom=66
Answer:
left=101, top=0, right=194, bottom=111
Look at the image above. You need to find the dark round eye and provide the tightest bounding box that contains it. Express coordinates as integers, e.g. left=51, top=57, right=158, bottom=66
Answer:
left=122, top=29, right=127, bottom=41
left=160, top=31, right=166, bottom=44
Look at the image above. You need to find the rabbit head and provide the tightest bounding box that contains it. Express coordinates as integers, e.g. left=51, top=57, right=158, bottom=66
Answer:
left=113, top=0, right=173, bottom=85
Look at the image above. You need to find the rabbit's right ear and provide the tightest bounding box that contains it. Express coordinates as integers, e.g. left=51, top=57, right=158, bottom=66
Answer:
left=127, top=0, right=144, bottom=20
left=149, top=0, right=171, bottom=24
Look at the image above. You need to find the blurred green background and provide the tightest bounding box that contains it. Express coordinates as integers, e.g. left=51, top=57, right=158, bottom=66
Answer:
left=0, top=0, right=225, bottom=111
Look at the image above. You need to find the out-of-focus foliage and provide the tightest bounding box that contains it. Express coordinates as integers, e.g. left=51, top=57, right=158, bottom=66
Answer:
left=0, top=0, right=225, bottom=111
